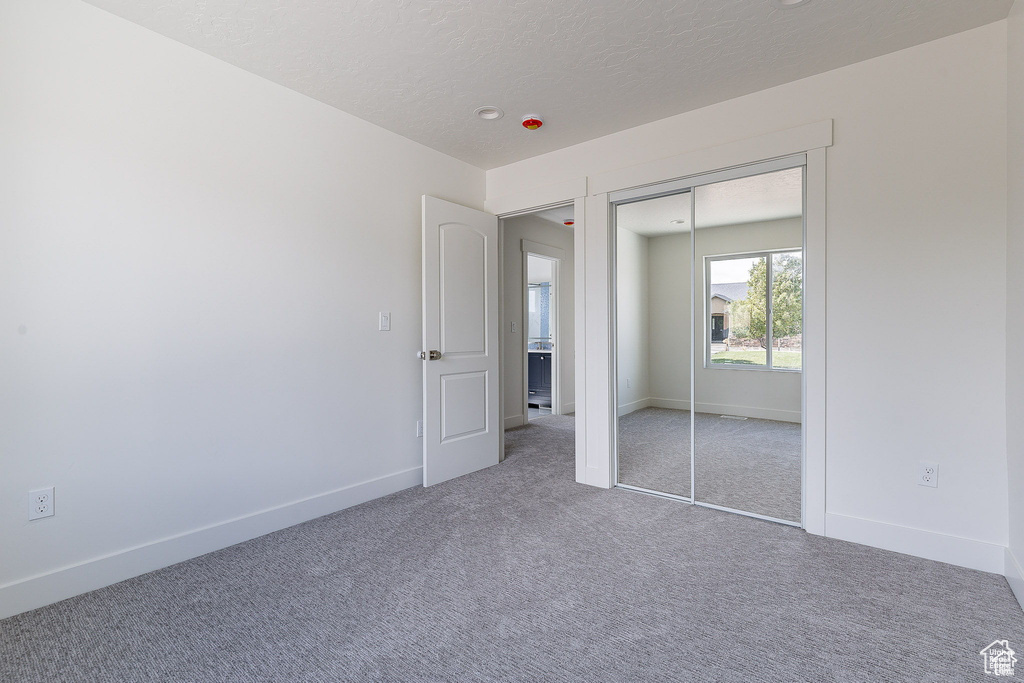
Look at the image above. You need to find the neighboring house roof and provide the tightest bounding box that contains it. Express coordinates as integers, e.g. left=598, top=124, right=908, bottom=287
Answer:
left=711, top=282, right=748, bottom=303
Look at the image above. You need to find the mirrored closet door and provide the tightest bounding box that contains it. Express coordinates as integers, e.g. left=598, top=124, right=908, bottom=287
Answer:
left=614, top=161, right=805, bottom=526
left=615, top=190, right=693, bottom=499
left=692, top=167, right=804, bottom=523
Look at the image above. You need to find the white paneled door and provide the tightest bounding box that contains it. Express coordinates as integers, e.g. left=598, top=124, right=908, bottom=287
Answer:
left=421, top=196, right=500, bottom=486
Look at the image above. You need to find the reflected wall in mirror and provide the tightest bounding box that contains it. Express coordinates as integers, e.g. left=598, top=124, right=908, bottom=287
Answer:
left=526, top=254, right=556, bottom=418
left=615, top=191, right=693, bottom=498
left=693, top=167, right=804, bottom=522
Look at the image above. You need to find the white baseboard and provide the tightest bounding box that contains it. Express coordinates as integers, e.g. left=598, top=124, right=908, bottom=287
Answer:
left=825, top=512, right=1005, bottom=574
left=617, top=398, right=650, bottom=417
left=504, top=414, right=526, bottom=429
left=618, top=398, right=799, bottom=423
left=696, top=401, right=801, bottom=423
left=648, top=397, right=691, bottom=411
left=1006, top=547, right=1024, bottom=611
left=0, top=466, right=423, bottom=620
left=560, top=402, right=575, bottom=415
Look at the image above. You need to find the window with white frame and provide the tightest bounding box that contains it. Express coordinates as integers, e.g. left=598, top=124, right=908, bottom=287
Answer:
left=706, top=250, right=802, bottom=370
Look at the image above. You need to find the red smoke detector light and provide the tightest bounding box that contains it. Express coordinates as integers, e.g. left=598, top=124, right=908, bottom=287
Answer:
left=563, top=220, right=575, bottom=226
left=522, top=116, right=544, bottom=131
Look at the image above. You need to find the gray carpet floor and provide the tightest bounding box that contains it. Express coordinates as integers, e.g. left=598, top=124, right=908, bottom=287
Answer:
left=618, top=408, right=801, bottom=522
left=1, top=414, right=1021, bottom=682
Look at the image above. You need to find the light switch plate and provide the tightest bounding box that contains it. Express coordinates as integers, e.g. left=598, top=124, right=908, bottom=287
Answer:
left=379, top=311, right=391, bottom=331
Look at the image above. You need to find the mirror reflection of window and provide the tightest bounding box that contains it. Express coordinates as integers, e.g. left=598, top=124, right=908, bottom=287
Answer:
left=771, top=251, right=803, bottom=370
left=705, top=251, right=802, bottom=370
left=709, top=255, right=767, bottom=367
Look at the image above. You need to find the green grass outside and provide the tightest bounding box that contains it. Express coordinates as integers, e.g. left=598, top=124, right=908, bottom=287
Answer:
left=710, top=349, right=802, bottom=370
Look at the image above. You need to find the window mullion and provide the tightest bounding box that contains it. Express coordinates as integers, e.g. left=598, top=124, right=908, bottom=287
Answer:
left=766, top=254, right=774, bottom=368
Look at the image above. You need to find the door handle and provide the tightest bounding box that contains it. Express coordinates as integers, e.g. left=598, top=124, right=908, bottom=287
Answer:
left=419, top=350, right=442, bottom=361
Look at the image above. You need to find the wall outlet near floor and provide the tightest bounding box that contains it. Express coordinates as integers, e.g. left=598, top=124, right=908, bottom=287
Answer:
left=626, top=378, right=632, bottom=388
left=416, top=420, right=423, bottom=437
left=28, top=487, right=54, bottom=520
left=918, top=462, right=938, bottom=488
left=510, top=321, right=518, bottom=333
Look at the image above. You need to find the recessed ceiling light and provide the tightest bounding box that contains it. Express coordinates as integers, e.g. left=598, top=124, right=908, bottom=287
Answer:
left=474, top=106, right=504, bottom=120
left=670, top=219, right=687, bottom=224
left=773, top=0, right=810, bottom=7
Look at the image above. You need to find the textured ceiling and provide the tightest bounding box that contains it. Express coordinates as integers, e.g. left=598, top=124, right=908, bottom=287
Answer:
left=618, top=192, right=692, bottom=237
left=695, top=167, right=802, bottom=228
left=83, top=0, right=1013, bottom=169
left=532, top=205, right=575, bottom=227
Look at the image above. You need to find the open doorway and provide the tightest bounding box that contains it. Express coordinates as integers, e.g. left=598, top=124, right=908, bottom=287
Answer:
left=500, top=205, right=575, bottom=431
left=421, top=194, right=581, bottom=482
left=526, top=254, right=556, bottom=419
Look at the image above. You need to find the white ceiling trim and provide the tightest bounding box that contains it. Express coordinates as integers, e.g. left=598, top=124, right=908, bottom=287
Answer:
left=486, top=120, right=829, bottom=219
left=591, top=119, right=832, bottom=196
left=485, top=176, right=587, bottom=216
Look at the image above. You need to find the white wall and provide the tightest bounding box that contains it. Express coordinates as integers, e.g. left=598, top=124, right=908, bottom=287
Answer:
left=615, top=228, right=649, bottom=413
left=490, top=23, right=1009, bottom=569
left=501, top=215, right=574, bottom=426
left=0, top=0, right=484, bottom=617
left=647, top=232, right=691, bottom=408
left=1005, top=0, right=1024, bottom=602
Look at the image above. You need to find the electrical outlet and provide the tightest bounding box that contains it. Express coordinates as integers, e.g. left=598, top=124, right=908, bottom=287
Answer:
left=28, top=487, right=54, bottom=520
left=510, top=321, right=518, bottom=333
left=416, top=420, right=424, bottom=437
left=918, top=462, right=938, bottom=488
left=626, top=378, right=632, bottom=389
